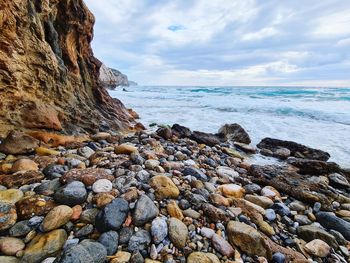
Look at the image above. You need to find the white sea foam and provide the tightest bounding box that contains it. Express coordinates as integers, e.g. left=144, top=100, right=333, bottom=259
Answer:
left=109, top=86, right=350, bottom=167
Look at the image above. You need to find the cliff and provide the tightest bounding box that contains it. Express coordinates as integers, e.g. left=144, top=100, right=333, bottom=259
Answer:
left=99, top=63, right=130, bottom=89
left=0, top=0, right=140, bottom=137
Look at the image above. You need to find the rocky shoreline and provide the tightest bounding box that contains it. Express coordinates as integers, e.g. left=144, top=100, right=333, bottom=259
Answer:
left=0, top=124, right=349, bottom=263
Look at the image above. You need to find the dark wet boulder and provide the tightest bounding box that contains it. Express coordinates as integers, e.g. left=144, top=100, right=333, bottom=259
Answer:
left=217, top=123, right=251, bottom=144
left=287, top=157, right=340, bottom=175
left=156, top=127, right=172, bottom=140
left=257, top=138, right=330, bottom=161
left=316, top=212, right=350, bottom=241
left=171, top=124, right=192, bottom=138
left=190, top=131, right=220, bottom=146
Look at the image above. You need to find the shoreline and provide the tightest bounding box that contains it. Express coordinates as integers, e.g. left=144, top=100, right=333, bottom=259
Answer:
left=0, top=123, right=349, bottom=262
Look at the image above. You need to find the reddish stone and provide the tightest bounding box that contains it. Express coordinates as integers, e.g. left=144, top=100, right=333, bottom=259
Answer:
left=60, top=168, right=114, bottom=186
left=0, top=170, right=44, bottom=188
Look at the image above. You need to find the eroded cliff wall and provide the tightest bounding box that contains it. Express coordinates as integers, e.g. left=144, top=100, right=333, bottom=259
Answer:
left=0, top=0, right=138, bottom=136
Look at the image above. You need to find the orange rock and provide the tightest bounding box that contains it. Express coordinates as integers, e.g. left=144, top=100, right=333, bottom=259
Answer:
left=11, top=159, right=39, bottom=173
left=167, top=200, right=184, bottom=220
left=71, top=205, right=83, bottom=220
left=27, top=131, right=89, bottom=147
left=218, top=184, right=245, bottom=198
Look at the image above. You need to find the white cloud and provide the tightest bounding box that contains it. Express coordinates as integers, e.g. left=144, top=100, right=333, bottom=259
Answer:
left=85, top=0, right=350, bottom=86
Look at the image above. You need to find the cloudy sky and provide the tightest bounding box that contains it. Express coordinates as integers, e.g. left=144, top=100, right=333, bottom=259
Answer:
left=85, top=0, right=350, bottom=86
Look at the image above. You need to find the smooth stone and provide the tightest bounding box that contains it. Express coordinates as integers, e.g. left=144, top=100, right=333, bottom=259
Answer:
left=11, top=159, right=38, bottom=173
left=288, top=201, right=306, bottom=212
left=272, top=252, right=286, bottom=263
left=115, top=144, right=138, bottom=155
left=22, top=229, right=67, bottom=262
left=9, top=220, right=31, bottom=237
left=211, top=233, right=235, bottom=257
left=149, top=175, right=179, bottom=200
left=74, top=224, right=94, bottom=237
left=167, top=200, right=183, bottom=220
left=133, top=195, right=159, bottom=226
left=245, top=194, right=274, bottom=208
left=0, top=202, right=17, bottom=231
left=183, top=208, right=201, bottom=219
left=216, top=166, right=239, bottom=179
left=42, top=205, right=73, bottom=232
left=200, top=227, right=215, bottom=239
left=227, top=221, right=270, bottom=258
left=151, top=217, right=168, bottom=244
left=98, top=230, right=119, bottom=255
left=297, top=225, right=338, bottom=248
left=77, top=146, right=95, bottom=158
left=272, top=202, right=290, bottom=216
left=265, top=209, right=277, bottom=221
left=54, top=241, right=107, bottom=263
left=0, top=189, right=23, bottom=204
left=92, top=179, right=113, bottom=193
left=0, top=256, right=20, bottom=263
left=127, top=230, right=151, bottom=252
left=43, top=164, right=67, bottom=179
left=0, top=237, right=25, bottom=256
left=183, top=167, right=208, bottom=181
left=80, top=208, right=99, bottom=224
left=186, top=252, right=220, bottom=263
left=111, top=251, right=132, bottom=263
left=244, top=183, right=262, bottom=194
left=304, top=239, right=330, bottom=257
left=316, top=212, right=350, bottom=240
left=0, top=131, right=39, bottom=155
left=54, top=181, right=87, bottom=206
left=294, top=215, right=311, bottom=225
left=218, top=184, right=245, bottom=198
left=168, top=217, right=188, bottom=249
left=96, top=198, right=129, bottom=232
left=144, top=160, right=160, bottom=170
left=119, top=227, right=134, bottom=244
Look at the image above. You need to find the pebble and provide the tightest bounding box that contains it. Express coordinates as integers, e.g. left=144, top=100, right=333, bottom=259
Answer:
left=149, top=175, right=179, bottom=199
left=0, top=189, right=23, bottom=204
left=11, top=159, right=38, bottom=173
left=127, top=229, right=151, bottom=252
left=304, top=239, right=331, bottom=257
left=92, top=179, right=113, bottom=193
left=0, top=202, right=17, bottom=231
left=98, top=230, right=119, bottom=255
left=54, top=181, right=87, bottom=205
left=211, top=233, right=235, bottom=257
left=133, top=194, right=159, bottom=226
left=151, top=217, right=168, bottom=244
left=42, top=205, right=73, bottom=232
left=0, top=237, right=25, bottom=256
left=168, top=217, right=188, bottom=249
left=96, top=198, right=129, bottom=232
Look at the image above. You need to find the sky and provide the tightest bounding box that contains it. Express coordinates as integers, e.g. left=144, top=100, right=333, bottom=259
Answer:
left=85, top=0, right=350, bottom=86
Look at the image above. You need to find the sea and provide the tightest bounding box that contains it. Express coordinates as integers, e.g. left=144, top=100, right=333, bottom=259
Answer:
left=109, top=86, right=350, bottom=168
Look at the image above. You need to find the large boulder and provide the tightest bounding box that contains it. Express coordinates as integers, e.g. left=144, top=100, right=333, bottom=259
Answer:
left=217, top=123, right=251, bottom=144
left=190, top=131, right=220, bottom=146
left=257, top=138, right=330, bottom=161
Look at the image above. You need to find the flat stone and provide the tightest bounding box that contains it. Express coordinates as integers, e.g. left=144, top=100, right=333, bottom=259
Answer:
left=297, top=225, right=338, bottom=248
left=9, top=220, right=31, bottom=237
left=115, top=144, right=138, bottom=155
left=0, top=237, right=25, bottom=256
left=183, top=167, right=208, bottom=181
left=96, top=198, right=129, bottom=232
left=183, top=208, right=201, bottom=219
left=218, top=184, right=245, bottom=198
left=54, top=241, right=107, bottom=263
left=0, top=189, right=23, bottom=204
left=190, top=131, right=220, bottom=147
left=316, top=212, right=350, bottom=240
left=151, top=217, right=168, bottom=244
left=98, top=230, right=119, bottom=255
left=187, top=252, right=220, bottom=263
left=0, top=170, right=44, bottom=188
left=16, top=195, right=56, bottom=219
left=11, top=159, right=38, bottom=173
left=42, top=205, right=73, bottom=232
left=211, top=233, right=235, bottom=257
left=227, top=221, right=271, bottom=258
left=60, top=168, right=114, bottom=186
left=245, top=194, right=273, bottom=208
left=201, top=203, right=229, bottom=222
left=77, top=146, right=95, bottom=158
left=304, top=239, right=330, bottom=257
left=22, top=229, right=67, bottom=262
left=133, top=194, right=159, bottom=226
left=92, top=179, right=113, bottom=193
left=149, top=175, right=179, bottom=200
left=0, top=131, right=39, bottom=155
left=216, top=166, right=239, bottom=179
left=168, top=217, right=188, bottom=249
left=54, top=181, right=87, bottom=206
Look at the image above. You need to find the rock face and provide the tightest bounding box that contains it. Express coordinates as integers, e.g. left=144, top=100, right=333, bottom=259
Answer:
left=0, top=0, right=138, bottom=136
left=99, top=63, right=133, bottom=89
